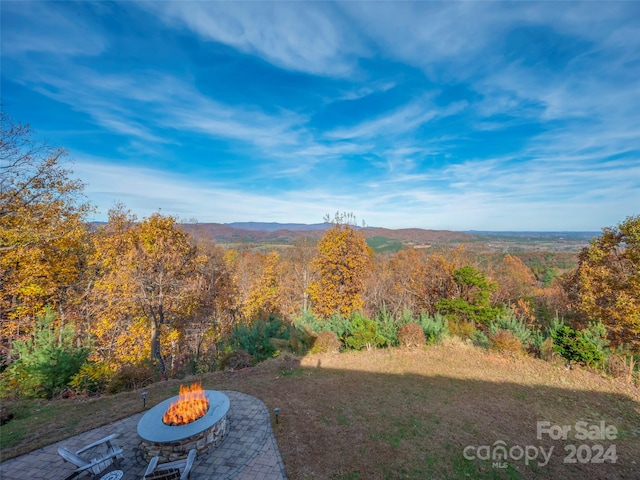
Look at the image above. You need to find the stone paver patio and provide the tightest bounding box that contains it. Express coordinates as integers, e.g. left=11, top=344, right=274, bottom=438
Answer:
left=0, top=390, right=287, bottom=480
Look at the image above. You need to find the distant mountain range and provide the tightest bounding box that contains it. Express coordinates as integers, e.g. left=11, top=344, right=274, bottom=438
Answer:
left=224, top=222, right=332, bottom=232
left=90, top=221, right=597, bottom=252
left=186, top=222, right=478, bottom=247
left=181, top=222, right=597, bottom=253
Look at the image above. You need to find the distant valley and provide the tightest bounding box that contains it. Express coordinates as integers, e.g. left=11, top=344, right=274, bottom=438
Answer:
left=182, top=222, right=598, bottom=254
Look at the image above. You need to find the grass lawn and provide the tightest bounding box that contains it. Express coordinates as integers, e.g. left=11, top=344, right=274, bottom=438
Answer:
left=1, top=339, right=639, bottom=479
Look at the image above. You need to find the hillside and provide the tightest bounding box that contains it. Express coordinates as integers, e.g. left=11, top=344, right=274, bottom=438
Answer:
left=2, top=341, right=638, bottom=479
left=182, top=222, right=596, bottom=253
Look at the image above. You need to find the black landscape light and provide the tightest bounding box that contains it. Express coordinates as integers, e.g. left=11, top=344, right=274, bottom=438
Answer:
left=274, top=407, right=280, bottom=424
left=142, top=391, right=148, bottom=409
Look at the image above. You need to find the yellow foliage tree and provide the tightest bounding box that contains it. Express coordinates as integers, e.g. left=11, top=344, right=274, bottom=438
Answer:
left=89, top=208, right=206, bottom=376
left=566, top=215, right=640, bottom=350
left=242, top=251, right=282, bottom=321
left=308, top=215, right=373, bottom=318
left=0, top=115, right=92, bottom=347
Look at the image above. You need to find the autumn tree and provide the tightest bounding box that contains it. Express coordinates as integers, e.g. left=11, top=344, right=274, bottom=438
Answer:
left=491, top=254, right=539, bottom=324
left=0, top=115, right=92, bottom=351
left=363, top=253, right=397, bottom=316
left=565, top=215, right=640, bottom=350
left=279, top=237, right=317, bottom=320
left=308, top=214, right=373, bottom=318
left=364, top=249, right=460, bottom=318
left=191, top=238, right=239, bottom=347
left=89, top=210, right=206, bottom=376
left=242, top=251, right=282, bottom=321
left=86, top=205, right=140, bottom=366
left=492, top=254, right=538, bottom=304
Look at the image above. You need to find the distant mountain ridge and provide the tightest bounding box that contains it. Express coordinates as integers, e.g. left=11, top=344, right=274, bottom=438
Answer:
left=225, top=222, right=331, bottom=232
left=183, top=222, right=473, bottom=246
left=91, top=221, right=594, bottom=253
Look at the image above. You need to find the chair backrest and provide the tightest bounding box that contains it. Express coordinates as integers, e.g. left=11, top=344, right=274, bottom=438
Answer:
left=57, top=447, right=90, bottom=467
left=144, top=469, right=182, bottom=480
left=143, top=449, right=196, bottom=480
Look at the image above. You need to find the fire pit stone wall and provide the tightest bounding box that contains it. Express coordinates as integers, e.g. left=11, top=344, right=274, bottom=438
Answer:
left=140, top=415, right=227, bottom=462
left=137, top=390, right=230, bottom=462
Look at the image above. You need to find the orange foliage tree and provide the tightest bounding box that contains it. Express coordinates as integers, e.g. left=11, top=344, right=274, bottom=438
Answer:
left=492, top=254, right=538, bottom=304
left=365, top=249, right=458, bottom=317
left=491, top=254, right=539, bottom=324
left=307, top=214, right=373, bottom=318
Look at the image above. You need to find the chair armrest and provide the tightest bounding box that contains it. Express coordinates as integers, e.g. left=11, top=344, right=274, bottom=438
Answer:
left=145, top=456, right=160, bottom=476
left=181, top=449, right=197, bottom=480
left=57, top=447, right=90, bottom=468
left=76, top=434, right=119, bottom=454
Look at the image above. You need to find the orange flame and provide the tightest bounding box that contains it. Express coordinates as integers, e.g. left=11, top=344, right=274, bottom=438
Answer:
left=163, top=382, right=210, bottom=426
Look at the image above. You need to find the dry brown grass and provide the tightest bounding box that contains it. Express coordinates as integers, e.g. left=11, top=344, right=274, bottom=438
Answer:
left=1, top=339, right=639, bottom=479
left=490, top=329, right=526, bottom=356
left=398, top=322, right=427, bottom=348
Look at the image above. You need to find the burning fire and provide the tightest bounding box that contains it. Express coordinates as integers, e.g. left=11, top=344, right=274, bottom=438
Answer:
left=163, top=382, right=210, bottom=426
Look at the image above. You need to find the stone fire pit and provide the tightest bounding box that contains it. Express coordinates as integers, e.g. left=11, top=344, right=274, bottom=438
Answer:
left=137, top=390, right=230, bottom=462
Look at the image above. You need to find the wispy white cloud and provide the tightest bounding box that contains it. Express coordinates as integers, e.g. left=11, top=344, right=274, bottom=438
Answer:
left=3, top=1, right=638, bottom=231
left=1, top=2, right=107, bottom=57
left=326, top=101, right=436, bottom=140
left=140, top=1, right=366, bottom=77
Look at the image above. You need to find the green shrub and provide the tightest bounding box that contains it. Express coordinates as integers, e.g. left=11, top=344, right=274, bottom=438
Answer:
left=345, top=313, right=386, bottom=351
left=296, top=309, right=321, bottom=328
left=547, top=314, right=565, bottom=337
left=489, top=310, right=532, bottom=346
left=294, top=311, right=353, bottom=350
left=581, top=322, right=610, bottom=362
left=417, top=312, right=449, bottom=343
left=472, top=330, right=490, bottom=349
left=436, top=266, right=503, bottom=325
left=399, top=307, right=416, bottom=325
left=217, top=349, right=255, bottom=371
left=226, top=316, right=289, bottom=361
left=0, top=308, right=90, bottom=399
left=551, top=325, right=604, bottom=368
left=0, top=361, right=33, bottom=400
left=69, top=362, right=114, bottom=396
left=398, top=323, right=426, bottom=348
left=527, top=330, right=546, bottom=357
left=296, top=311, right=344, bottom=338
left=310, top=331, right=342, bottom=354
left=107, top=362, right=156, bottom=394
left=324, top=314, right=354, bottom=345
left=374, top=306, right=398, bottom=347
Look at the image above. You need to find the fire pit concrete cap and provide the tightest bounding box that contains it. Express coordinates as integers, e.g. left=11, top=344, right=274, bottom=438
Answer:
left=137, top=390, right=230, bottom=443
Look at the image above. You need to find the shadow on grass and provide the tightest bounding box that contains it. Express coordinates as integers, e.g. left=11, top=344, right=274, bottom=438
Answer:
left=235, top=356, right=640, bottom=480
left=1, top=350, right=639, bottom=480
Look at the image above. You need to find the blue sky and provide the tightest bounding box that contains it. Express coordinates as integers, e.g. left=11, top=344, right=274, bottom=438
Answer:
left=2, top=1, right=639, bottom=231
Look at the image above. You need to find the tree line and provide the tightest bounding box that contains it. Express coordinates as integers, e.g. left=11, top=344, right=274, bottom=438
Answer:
left=1, top=115, right=638, bottom=398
